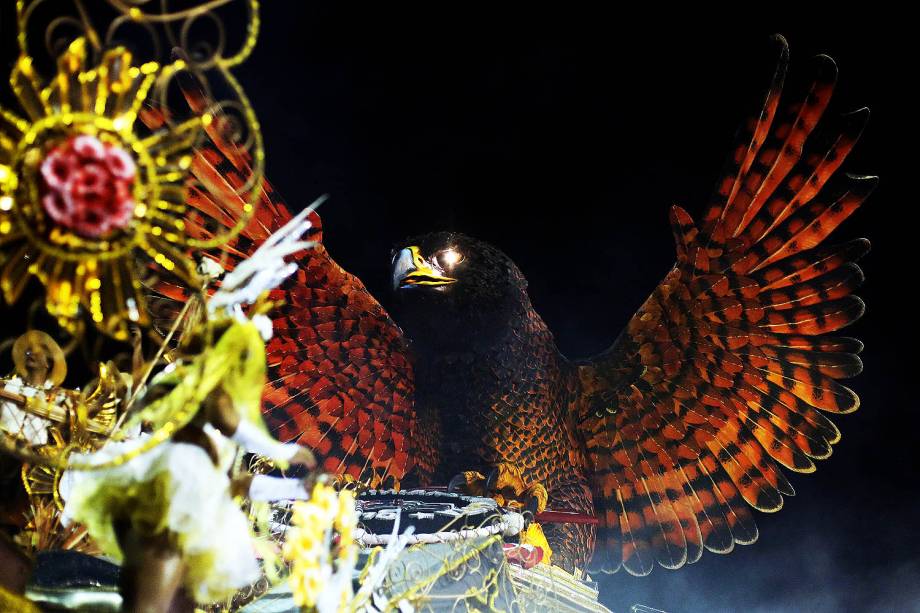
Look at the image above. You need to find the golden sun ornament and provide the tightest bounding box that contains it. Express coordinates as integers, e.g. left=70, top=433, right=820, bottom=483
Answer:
left=0, top=0, right=264, bottom=341
left=0, top=37, right=213, bottom=340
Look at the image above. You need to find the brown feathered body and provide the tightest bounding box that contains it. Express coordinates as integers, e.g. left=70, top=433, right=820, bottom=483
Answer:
left=403, top=262, right=597, bottom=569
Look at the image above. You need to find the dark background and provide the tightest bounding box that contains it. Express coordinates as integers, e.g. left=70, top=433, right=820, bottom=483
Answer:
left=2, top=5, right=916, bottom=612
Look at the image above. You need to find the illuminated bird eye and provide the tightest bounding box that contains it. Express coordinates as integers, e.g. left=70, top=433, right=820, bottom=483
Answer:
left=434, top=248, right=463, bottom=269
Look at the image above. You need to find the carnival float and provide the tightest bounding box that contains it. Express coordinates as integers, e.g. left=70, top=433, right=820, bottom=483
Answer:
left=0, top=3, right=873, bottom=613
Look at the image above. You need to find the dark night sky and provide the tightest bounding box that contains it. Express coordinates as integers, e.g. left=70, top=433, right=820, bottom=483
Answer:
left=1, top=5, right=917, bottom=612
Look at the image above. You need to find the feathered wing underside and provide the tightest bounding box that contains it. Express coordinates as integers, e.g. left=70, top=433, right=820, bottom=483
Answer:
left=580, top=35, right=874, bottom=575
left=141, top=85, right=420, bottom=486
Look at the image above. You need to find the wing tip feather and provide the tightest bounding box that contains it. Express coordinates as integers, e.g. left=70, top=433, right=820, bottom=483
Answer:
left=809, top=53, right=839, bottom=81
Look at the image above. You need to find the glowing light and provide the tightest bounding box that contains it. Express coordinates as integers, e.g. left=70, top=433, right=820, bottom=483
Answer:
left=436, top=248, right=463, bottom=268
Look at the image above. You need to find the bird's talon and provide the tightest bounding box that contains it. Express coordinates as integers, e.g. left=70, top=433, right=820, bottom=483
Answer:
left=447, top=463, right=547, bottom=514
left=446, top=470, right=488, bottom=496
left=525, top=495, right=540, bottom=517
left=525, top=483, right=548, bottom=515
left=447, top=473, right=467, bottom=494
left=485, top=467, right=499, bottom=492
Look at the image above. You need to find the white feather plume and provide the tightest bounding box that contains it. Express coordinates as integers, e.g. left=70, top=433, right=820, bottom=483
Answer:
left=208, top=196, right=326, bottom=330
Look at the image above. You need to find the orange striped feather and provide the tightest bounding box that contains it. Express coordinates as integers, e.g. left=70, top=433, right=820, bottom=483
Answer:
left=585, top=38, right=871, bottom=574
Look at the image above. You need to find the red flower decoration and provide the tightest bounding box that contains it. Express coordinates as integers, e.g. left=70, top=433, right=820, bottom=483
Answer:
left=39, top=135, right=137, bottom=238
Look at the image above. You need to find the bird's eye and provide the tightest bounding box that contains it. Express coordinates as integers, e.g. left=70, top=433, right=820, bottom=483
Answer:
left=434, top=248, right=463, bottom=269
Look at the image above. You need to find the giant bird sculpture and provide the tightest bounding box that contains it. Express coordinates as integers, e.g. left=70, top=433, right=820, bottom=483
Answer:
left=155, top=35, right=873, bottom=575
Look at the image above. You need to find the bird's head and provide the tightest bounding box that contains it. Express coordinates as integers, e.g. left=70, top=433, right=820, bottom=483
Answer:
left=389, top=232, right=530, bottom=352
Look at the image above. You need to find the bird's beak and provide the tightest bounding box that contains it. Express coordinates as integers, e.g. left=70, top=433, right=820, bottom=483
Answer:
left=393, top=246, right=457, bottom=289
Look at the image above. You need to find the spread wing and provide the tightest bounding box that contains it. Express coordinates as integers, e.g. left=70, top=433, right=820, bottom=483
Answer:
left=578, top=35, right=874, bottom=575
left=259, top=197, right=417, bottom=485
left=142, top=92, right=419, bottom=487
